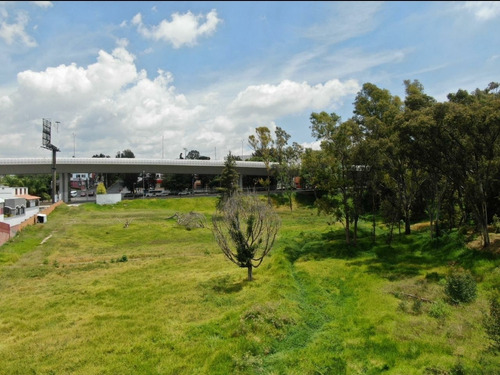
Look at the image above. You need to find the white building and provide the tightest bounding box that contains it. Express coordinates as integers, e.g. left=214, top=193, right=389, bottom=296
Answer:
left=0, top=186, right=41, bottom=226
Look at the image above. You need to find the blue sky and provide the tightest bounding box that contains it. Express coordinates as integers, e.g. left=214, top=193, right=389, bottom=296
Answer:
left=0, top=1, right=499, bottom=160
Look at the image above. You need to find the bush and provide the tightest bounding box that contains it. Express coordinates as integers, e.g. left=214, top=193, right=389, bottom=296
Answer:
left=96, top=183, right=107, bottom=195
left=445, top=269, right=477, bottom=304
left=428, top=299, right=450, bottom=320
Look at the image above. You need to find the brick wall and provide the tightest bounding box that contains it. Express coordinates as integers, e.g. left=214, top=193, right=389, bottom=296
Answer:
left=0, top=222, right=9, bottom=246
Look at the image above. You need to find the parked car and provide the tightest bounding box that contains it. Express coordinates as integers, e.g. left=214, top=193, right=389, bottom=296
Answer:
left=88, top=191, right=95, bottom=197
left=80, top=191, right=86, bottom=197
left=70, top=191, right=77, bottom=197
left=178, top=190, right=191, bottom=196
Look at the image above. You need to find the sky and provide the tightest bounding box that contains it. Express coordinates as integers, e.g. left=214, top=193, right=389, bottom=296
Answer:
left=0, top=1, right=499, bottom=160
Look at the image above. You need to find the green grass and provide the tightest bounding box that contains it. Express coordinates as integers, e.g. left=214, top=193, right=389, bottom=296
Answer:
left=0, top=196, right=498, bottom=374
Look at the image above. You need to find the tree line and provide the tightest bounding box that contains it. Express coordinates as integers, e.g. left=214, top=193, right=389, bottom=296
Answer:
left=298, top=80, right=499, bottom=249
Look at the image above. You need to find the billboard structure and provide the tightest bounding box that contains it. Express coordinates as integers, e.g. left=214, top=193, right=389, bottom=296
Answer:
left=41, top=118, right=60, bottom=151
left=41, top=119, right=60, bottom=203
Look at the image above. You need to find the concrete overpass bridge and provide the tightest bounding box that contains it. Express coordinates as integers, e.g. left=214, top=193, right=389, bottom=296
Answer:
left=0, top=158, right=273, bottom=202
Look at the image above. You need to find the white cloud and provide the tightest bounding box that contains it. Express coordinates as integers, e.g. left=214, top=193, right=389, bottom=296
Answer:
left=131, top=13, right=142, bottom=25
left=463, top=1, right=500, bottom=20
left=0, top=133, right=24, bottom=148
left=303, top=2, right=383, bottom=44
left=300, top=140, right=321, bottom=151
left=486, top=54, right=499, bottom=63
left=0, top=94, right=12, bottom=109
left=0, top=38, right=360, bottom=160
left=229, top=79, right=360, bottom=120
left=132, top=9, right=221, bottom=48
left=31, top=1, right=53, bottom=8
left=0, top=11, right=37, bottom=47
left=17, top=46, right=138, bottom=101
left=1, top=43, right=209, bottom=158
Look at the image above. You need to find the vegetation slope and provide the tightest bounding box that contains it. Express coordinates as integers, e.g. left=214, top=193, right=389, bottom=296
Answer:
left=0, top=196, right=498, bottom=375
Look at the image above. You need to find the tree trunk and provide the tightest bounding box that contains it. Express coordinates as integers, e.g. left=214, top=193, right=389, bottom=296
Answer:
left=428, top=207, right=434, bottom=240
left=372, top=192, right=377, bottom=243
left=345, top=212, right=351, bottom=245
left=435, top=209, right=441, bottom=239
left=353, top=216, right=358, bottom=247
left=247, top=264, right=253, bottom=281
left=404, top=215, right=411, bottom=235
left=472, top=183, right=490, bottom=248
left=480, top=199, right=490, bottom=248
left=343, top=191, right=350, bottom=245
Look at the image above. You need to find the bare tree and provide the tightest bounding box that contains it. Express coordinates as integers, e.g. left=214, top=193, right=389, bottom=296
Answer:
left=212, top=194, right=281, bottom=281
left=167, top=212, right=207, bottom=230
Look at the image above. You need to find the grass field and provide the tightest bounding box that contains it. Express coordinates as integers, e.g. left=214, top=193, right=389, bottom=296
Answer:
left=0, top=196, right=498, bottom=374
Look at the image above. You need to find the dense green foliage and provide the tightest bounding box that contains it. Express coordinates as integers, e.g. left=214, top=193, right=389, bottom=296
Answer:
left=300, top=81, right=500, bottom=250
left=116, top=149, right=140, bottom=193
left=445, top=269, right=478, bottom=304
left=216, top=152, right=240, bottom=207
left=0, top=197, right=498, bottom=374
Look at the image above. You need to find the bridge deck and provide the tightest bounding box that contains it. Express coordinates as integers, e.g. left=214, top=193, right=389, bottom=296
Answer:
left=0, top=158, right=272, bottom=176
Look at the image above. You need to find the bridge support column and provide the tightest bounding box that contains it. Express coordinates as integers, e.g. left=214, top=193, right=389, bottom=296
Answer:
left=239, top=174, right=243, bottom=191
left=59, top=173, right=70, bottom=203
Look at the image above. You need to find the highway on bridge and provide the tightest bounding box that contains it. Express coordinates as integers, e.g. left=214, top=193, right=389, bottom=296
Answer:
left=0, top=157, right=273, bottom=202
left=0, top=157, right=272, bottom=176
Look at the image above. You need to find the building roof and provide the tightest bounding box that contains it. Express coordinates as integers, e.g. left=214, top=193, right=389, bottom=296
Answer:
left=16, top=194, right=41, bottom=200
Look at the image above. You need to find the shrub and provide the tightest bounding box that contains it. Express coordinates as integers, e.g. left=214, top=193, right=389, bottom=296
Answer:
left=428, top=299, right=450, bottom=320
left=445, top=269, right=477, bottom=304
left=96, top=183, right=107, bottom=195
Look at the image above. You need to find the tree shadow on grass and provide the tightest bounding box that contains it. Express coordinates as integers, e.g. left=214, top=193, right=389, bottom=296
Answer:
left=283, top=229, right=364, bottom=263
left=284, top=228, right=499, bottom=281
left=199, top=274, right=245, bottom=294
left=349, top=231, right=499, bottom=281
